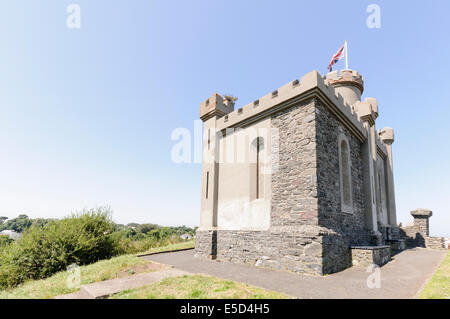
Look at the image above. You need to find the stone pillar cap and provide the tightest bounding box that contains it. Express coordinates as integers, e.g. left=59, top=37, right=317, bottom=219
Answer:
left=411, top=209, right=433, bottom=217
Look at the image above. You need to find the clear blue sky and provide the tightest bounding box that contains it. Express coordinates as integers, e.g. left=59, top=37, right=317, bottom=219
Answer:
left=0, top=1, right=449, bottom=236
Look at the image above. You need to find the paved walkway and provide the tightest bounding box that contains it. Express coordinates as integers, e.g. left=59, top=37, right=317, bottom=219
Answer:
left=142, top=248, right=447, bottom=299
left=55, top=268, right=190, bottom=299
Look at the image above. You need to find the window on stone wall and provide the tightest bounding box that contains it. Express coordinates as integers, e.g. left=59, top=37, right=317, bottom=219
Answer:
left=338, top=134, right=353, bottom=213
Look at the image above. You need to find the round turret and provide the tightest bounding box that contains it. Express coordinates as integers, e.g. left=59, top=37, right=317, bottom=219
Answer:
left=326, top=69, right=364, bottom=106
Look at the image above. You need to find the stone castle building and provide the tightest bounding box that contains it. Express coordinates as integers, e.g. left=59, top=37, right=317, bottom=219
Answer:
left=194, top=69, right=408, bottom=275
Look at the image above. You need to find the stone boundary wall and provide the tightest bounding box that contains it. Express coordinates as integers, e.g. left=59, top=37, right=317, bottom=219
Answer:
left=400, top=226, right=446, bottom=250
left=399, top=209, right=446, bottom=250
left=401, top=225, right=427, bottom=247
left=425, top=237, right=447, bottom=250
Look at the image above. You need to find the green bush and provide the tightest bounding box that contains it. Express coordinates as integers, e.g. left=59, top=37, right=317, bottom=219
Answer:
left=0, top=236, right=13, bottom=249
left=0, top=208, right=120, bottom=289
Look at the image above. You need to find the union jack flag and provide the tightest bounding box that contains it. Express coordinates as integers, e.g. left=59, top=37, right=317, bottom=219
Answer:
left=328, top=44, right=345, bottom=72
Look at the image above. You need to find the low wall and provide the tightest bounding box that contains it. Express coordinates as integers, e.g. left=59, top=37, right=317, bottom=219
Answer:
left=425, top=237, right=447, bottom=250
left=399, top=209, right=446, bottom=250
left=351, top=246, right=391, bottom=267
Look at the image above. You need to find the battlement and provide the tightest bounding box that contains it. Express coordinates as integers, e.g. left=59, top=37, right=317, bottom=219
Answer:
left=353, top=98, right=379, bottom=126
left=203, top=70, right=367, bottom=141
left=379, top=127, right=394, bottom=145
left=364, top=98, right=378, bottom=118
left=198, top=69, right=403, bottom=145
left=375, top=133, right=388, bottom=158
left=200, top=93, right=235, bottom=121
left=326, top=69, right=364, bottom=94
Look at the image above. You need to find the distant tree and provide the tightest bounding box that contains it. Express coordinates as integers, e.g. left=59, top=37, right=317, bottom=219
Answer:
left=136, top=223, right=159, bottom=234
left=126, top=223, right=139, bottom=228
left=0, top=214, right=32, bottom=232
left=122, top=227, right=137, bottom=238
left=0, top=217, right=8, bottom=225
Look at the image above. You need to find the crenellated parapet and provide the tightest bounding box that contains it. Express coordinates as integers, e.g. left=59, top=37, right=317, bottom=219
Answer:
left=326, top=70, right=364, bottom=106
left=353, top=98, right=378, bottom=127
left=200, top=93, right=235, bottom=122
left=200, top=70, right=368, bottom=142
left=379, top=127, right=394, bottom=145
left=326, top=69, right=364, bottom=90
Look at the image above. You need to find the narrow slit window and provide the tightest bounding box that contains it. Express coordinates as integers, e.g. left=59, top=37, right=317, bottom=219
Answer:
left=207, top=129, right=210, bottom=150
left=206, top=171, right=209, bottom=199
left=256, top=138, right=260, bottom=199
left=377, top=172, right=382, bottom=206
left=251, top=137, right=264, bottom=200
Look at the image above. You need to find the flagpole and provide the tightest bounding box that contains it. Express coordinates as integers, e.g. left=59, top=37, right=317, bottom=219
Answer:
left=345, top=40, right=349, bottom=70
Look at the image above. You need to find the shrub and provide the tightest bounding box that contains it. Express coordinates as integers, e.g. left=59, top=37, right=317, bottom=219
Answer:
left=0, top=207, right=120, bottom=289
left=0, top=236, right=12, bottom=249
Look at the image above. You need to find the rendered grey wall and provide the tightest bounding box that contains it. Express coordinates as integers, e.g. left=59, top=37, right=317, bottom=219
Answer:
left=196, top=99, right=326, bottom=275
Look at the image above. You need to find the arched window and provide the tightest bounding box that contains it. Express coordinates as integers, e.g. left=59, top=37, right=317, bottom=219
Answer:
left=338, top=134, right=353, bottom=213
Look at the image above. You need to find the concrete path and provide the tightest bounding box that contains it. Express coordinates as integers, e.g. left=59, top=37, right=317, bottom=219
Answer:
left=55, top=268, right=190, bottom=299
left=142, top=248, right=447, bottom=299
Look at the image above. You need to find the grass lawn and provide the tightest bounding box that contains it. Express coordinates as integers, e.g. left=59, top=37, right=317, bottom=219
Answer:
left=419, top=251, right=449, bottom=299
left=0, top=240, right=194, bottom=299
left=138, top=240, right=194, bottom=255
left=111, top=274, right=291, bottom=299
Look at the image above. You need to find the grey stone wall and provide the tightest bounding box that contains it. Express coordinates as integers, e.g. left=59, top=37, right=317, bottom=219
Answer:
left=314, top=101, right=370, bottom=273
left=197, top=227, right=324, bottom=275
left=270, top=99, right=318, bottom=227
left=194, top=230, right=216, bottom=258
left=412, top=216, right=429, bottom=237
